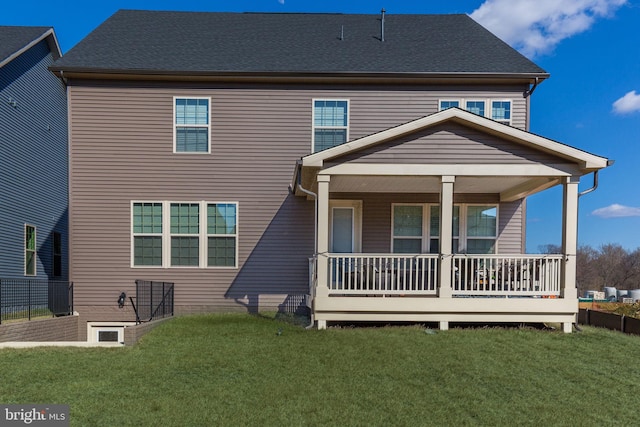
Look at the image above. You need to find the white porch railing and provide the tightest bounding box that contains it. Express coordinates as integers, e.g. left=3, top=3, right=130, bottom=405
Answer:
left=452, top=254, right=562, bottom=297
left=309, top=254, right=564, bottom=298
left=326, top=254, right=439, bottom=295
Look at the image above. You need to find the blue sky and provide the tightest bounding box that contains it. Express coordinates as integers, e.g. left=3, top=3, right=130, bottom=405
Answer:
left=4, top=0, right=639, bottom=252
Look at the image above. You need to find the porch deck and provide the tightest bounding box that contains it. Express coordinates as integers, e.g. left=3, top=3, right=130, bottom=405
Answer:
left=309, top=254, right=576, bottom=331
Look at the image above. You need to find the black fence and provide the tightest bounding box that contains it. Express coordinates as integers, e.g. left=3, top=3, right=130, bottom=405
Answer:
left=578, top=309, right=640, bottom=336
left=131, top=280, right=174, bottom=324
left=0, top=279, right=73, bottom=324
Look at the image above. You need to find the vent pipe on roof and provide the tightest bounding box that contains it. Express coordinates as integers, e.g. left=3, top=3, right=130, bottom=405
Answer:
left=380, top=8, right=386, bottom=42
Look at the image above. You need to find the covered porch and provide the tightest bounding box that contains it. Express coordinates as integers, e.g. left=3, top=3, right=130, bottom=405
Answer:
left=293, top=109, right=610, bottom=331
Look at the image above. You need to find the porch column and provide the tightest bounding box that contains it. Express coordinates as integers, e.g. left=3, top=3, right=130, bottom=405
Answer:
left=316, top=175, right=331, bottom=314
left=438, top=176, right=455, bottom=303
left=561, top=175, right=580, bottom=301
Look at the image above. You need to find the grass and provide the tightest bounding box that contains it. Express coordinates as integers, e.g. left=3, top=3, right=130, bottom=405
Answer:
left=1, top=313, right=638, bottom=426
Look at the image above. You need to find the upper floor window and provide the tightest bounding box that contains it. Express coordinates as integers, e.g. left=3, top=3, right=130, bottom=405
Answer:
left=174, top=97, right=210, bottom=153
left=313, top=99, right=349, bottom=152
left=440, top=98, right=512, bottom=126
left=491, top=101, right=511, bottom=125
left=439, top=100, right=460, bottom=110
left=25, top=224, right=36, bottom=276
left=465, top=100, right=485, bottom=116
left=132, top=201, right=238, bottom=268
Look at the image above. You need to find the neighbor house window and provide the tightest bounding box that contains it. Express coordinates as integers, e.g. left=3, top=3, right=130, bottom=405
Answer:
left=25, top=224, right=36, bottom=276
left=391, top=204, right=496, bottom=254
left=439, top=100, right=460, bottom=110
left=174, top=97, right=210, bottom=153
left=207, top=203, right=237, bottom=267
left=133, top=202, right=163, bottom=266
left=132, top=201, right=238, bottom=268
left=491, top=101, right=511, bottom=125
left=53, top=232, right=62, bottom=277
left=313, top=99, right=349, bottom=152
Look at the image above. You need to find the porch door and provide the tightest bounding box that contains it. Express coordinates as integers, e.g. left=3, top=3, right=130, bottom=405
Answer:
left=329, top=200, right=362, bottom=253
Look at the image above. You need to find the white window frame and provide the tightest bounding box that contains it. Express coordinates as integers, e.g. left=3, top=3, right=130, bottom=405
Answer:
left=329, top=200, right=362, bottom=253
left=490, top=99, right=512, bottom=126
left=173, top=96, right=211, bottom=154
left=438, top=99, right=461, bottom=111
left=206, top=202, right=239, bottom=268
left=24, top=224, right=36, bottom=276
left=391, top=203, right=427, bottom=253
left=131, top=201, right=239, bottom=269
left=460, top=204, right=499, bottom=254
left=439, top=98, right=512, bottom=126
left=390, top=203, right=498, bottom=254
left=312, top=99, right=350, bottom=153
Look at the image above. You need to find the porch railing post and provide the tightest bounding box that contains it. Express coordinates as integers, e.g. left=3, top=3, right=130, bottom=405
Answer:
left=438, top=176, right=455, bottom=301
left=315, top=175, right=331, bottom=300
left=561, top=176, right=579, bottom=300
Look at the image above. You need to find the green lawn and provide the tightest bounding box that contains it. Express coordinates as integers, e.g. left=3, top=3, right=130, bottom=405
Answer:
left=1, top=313, right=637, bottom=426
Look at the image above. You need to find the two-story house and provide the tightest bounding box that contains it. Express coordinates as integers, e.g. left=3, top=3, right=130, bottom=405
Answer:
left=50, top=10, right=609, bottom=338
left=1, top=26, right=68, bottom=281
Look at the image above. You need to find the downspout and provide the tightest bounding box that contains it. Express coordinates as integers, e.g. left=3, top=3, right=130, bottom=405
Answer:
left=579, top=159, right=614, bottom=197
left=292, top=162, right=318, bottom=329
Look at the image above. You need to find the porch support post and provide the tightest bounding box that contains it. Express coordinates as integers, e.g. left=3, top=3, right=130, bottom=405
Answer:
left=316, top=175, right=331, bottom=301
left=438, top=176, right=455, bottom=301
left=561, top=175, right=579, bottom=302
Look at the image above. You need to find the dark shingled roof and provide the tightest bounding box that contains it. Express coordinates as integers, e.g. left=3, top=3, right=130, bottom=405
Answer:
left=51, top=10, right=548, bottom=77
left=0, top=26, right=53, bottom=65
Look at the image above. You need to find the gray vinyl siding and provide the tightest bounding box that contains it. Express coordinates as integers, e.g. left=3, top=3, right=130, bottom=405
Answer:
left=328, top=122, right=567, bottom=166
left=0, top=40, right=68, bottom=279
left=67, top=81, right=529, bottom=309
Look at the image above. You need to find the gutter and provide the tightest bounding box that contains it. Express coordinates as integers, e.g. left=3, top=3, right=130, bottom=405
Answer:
left=579, top=159, right=615, bottom=198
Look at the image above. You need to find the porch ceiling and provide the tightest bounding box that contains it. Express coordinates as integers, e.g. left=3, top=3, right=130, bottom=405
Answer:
left=295, top=165, right=561, bottom=201
left=329, top=175, right=534, bottom=194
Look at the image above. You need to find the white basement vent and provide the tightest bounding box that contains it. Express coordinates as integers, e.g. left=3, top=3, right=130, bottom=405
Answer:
left=87, top=322, right=135, bottom=343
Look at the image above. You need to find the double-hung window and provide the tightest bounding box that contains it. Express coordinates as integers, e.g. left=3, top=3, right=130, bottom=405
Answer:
left=313, top=99, right=349, bottom=152
left=174, top=97, right=210, bottom=153
left=207, top=203, right=237, bottom=267
left=491, top=101, right=511, bottom=125
left=440, top=99, right=512, bottom=126
left=132, top=201, right=238, bottom=268
left=392, top=205, right=424, bottom=253
left=25, top=224, right=36, bottom=276
left=439, top=100, right=460, bottom=110
left=132, top=202, right=163, bottom=266
left=391, top=204, right=496, bottom=254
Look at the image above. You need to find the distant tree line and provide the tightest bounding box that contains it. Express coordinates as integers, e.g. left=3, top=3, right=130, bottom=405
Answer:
left=539, top=244, right=640, bottom=297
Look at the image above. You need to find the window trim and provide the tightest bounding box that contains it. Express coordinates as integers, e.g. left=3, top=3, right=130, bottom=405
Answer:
left=173, top=96, right=211, bottom=154
left=439, top=98, right=512, bottom=126
left=390, top=203, right=498, bottom=254
left=391, top=203, right=427, bottom=253
left=311, top=98, right=350, bottom=153
left=131, top=200, right=239, bottom=269
left=24, top=224, right=36, bottom=276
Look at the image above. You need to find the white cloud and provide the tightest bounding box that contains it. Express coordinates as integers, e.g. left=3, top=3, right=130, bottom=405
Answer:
left=613, top=90, right=640, bottom=114
left=470, top=0, right=627, bottom=58
left=278, top=0, right=285, bottom=4
left=592, top=204, right=640, bottom=218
